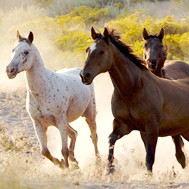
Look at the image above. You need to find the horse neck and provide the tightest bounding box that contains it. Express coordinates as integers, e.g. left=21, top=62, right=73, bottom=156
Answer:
left=108, top=44, right=141, bottom=98
left=154, top=57, right=166, bottom=78
left=25, top=46, right=51, bottom=93
left=153, top=68, right=163, bottom=77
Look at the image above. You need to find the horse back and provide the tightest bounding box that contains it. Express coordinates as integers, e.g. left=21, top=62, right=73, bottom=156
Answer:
left=164, top=60, right=189, bottom=79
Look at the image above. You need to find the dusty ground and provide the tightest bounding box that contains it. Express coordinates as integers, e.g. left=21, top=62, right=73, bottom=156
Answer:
left=0, top=73, right=189, bottom=189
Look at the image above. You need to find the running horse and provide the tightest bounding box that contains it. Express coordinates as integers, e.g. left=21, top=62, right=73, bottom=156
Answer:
left=143, top=28, right=188, bottom=168
left=80, top=27, right=189, bottom=173
left=6, top=31, right=100, bottom=169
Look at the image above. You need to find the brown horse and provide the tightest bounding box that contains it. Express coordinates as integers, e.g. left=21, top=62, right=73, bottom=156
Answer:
left=80, top=27, right=189, bottom=174
left=143, top=28, right=186, bottom=168
left=143, top=28, right=189, bottom=79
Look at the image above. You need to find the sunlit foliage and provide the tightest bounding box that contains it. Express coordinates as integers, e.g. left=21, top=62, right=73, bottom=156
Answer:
left=1, top=0, right=189, bottom=70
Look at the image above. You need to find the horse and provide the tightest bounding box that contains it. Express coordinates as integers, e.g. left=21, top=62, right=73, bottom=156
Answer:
left=142, top=28, right=186, bottom=168
left=142, top=28, right=189, bottom=79
left=80, top=27, right=189, bottom=174
left=6, top=31, right=100, bottom=169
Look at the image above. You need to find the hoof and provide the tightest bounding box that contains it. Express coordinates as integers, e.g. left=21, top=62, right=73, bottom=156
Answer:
left=105, top=165, right=115, bottom=175
left=178, top=156, right=186, bottom=169
left=96, top=155, right=101, bottom=164
left=70, top=161, right=79, bottom=170
left=59, top=159, right=66, bottom=169
left=145, top=170, right=153, bottom=177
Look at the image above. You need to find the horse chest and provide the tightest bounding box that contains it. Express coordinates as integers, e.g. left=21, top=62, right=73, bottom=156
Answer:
left=112, top=93, right=155, bottom=132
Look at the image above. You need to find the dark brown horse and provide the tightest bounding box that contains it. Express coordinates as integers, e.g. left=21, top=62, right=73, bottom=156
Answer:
left=142, top=28, right=166, bottom=77
left=143, top=28, right=189, bottom=79
left=80, top=27, right=189, bottom=174
left=143, top=28, right=187, bottom=168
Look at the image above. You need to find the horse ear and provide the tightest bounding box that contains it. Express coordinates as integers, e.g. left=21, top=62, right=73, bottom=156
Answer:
left=17, top=31, right=21, bottom=40
left=103, top=27, right=109, bottom=37
left=103, top=27, right=109, bottom=43
left=142, top=28, right=149, bottom=40
left=158, top=28, right=164, bottom=41
left=28, top=31, right=34, bottom=44
left=91, top=27, right=98, bottom=40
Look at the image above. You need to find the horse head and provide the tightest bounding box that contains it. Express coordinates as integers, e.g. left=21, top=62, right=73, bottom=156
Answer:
left=80, top=27, right=112, bottom=85
left=6, top=31, right=34, bottom=79
left=143, top=28, right=167, bottom=73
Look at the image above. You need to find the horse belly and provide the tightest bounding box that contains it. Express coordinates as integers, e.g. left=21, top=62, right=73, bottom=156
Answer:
left=159, top=118, right=189, bottom=137
left=66, top=99, right=90, bottom=123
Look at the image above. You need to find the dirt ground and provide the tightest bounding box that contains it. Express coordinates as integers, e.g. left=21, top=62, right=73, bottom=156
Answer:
left=0, top=73, right=189, bottom=189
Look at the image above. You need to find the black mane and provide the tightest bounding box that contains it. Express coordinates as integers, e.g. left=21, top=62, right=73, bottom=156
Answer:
left=98, top=30, right=147, bottom=70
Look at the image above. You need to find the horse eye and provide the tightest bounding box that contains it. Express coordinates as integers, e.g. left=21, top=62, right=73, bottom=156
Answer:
left=100, top=50, right=105, bottom=55
left=24, top=50, right=29, bottom=55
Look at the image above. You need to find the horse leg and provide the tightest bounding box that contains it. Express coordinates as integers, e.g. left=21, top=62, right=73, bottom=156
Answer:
left=141, top=132, right=185, bottom=169
left=107, top=119, right=132, bottom=174
left=83, top=95, right=100, bottom=161
left=145, top=126, right=158, bottom=172
left=140, top=131, right=147, bottom=151
left=85, top=116, right=100, bottom=161
left=33, top=120, right=63, bottom=168
left=172, top=135, right=186, bottom=168
left=67, top=124, right=79, bottom=166
left=56, top=116, right=69, bottom=168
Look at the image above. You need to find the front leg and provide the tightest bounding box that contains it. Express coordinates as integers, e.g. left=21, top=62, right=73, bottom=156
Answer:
left=33, top=120, right=64, bottom=168
left=67, top=124, right=79, bottom=167
left=145, top=126, right=158, bottom=172
left=140, top=131, right=147, bottom=151
left=107, top=119, right=132, bottom=174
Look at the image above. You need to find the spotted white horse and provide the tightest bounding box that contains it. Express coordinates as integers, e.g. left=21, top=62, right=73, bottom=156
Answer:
left=6, top=31, right=100, bottom=169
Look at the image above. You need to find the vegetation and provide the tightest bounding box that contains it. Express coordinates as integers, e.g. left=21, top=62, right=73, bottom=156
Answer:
left=1, top=0, right=189, bottom=70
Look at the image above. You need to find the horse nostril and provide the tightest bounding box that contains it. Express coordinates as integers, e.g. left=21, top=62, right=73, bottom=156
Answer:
left=150, top=59, right=157, bottom=65
left=10, top=68, right=15, bottom=73
left=148, top=59, right=157, bottom=68
left=85, top=73, right=91, bottom=79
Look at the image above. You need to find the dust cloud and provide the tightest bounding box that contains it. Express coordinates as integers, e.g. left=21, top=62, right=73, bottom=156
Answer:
left=1, top=1, right=189, bottom=188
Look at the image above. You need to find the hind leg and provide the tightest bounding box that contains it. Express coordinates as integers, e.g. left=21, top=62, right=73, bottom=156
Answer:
left=172, top=135, right=186, bottom=168
left=85, top=116, right=100, bottom=160
left=83, top=94, right=100, bottom=160
left=67, top=124, right=79, bottom=166
left=56, top=116, right=69, bottom=168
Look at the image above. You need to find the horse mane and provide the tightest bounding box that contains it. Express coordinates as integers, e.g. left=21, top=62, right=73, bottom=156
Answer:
left=97, top=30, right=148, bottom=70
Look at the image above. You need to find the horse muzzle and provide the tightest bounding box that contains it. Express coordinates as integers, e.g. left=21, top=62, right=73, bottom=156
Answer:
left=6, top=65, right=18, bottom=79
left=80, top=70, right=93, bottom=85
left=147, top=59, right=158, bottom=70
